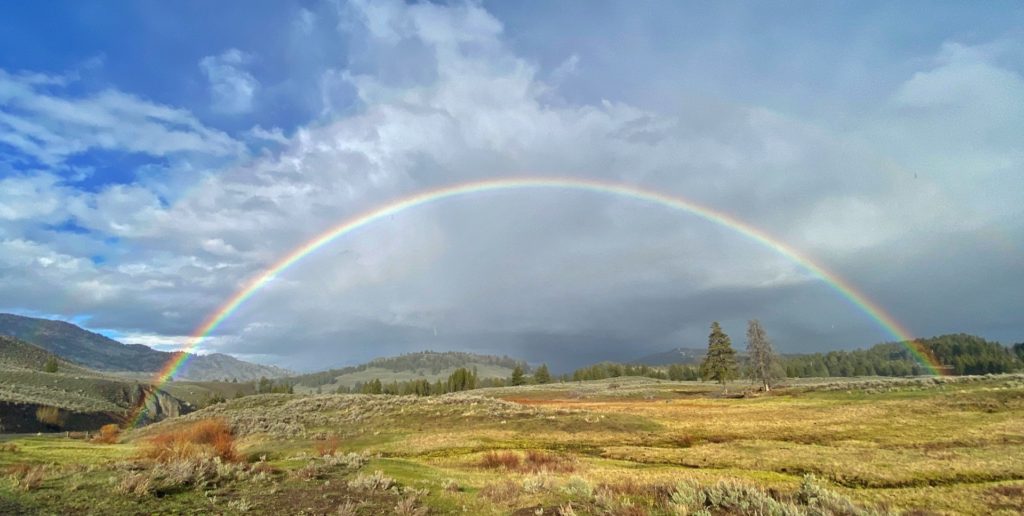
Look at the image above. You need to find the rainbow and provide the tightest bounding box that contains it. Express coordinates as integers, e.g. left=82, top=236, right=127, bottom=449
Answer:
left=131, top=176, right=943, bottom=425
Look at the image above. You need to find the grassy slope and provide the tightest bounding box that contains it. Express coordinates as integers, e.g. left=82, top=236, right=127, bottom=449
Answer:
left=1, top=375, right=1023, bottom=514
left=295, top=364, right=518, bottom=392
left=0, top=336, right=139, bottom=413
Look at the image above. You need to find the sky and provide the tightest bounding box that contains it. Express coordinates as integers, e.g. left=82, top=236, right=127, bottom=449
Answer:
left=0, top=0, right=1021, bottom=372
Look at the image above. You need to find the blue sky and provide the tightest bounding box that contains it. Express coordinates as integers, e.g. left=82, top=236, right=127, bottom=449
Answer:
left=1, top=1, right=1021, bottom=371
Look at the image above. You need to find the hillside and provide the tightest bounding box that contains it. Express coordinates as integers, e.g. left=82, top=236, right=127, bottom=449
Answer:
left=288, top=350, right=527, bottom=391
left=0, top=313, right=292, bottom=381
left=629, top=347, right=708, bottom=366
left=0, top=335, right=189, bottom=432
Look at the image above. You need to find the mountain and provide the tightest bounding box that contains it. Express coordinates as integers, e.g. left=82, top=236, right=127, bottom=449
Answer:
left=0, top=335, right=189, bottom=432
left=630, top=347, right=709, bottom=366
left=0, top=313, right=292, bottom=381
left=288, top=350, right=527, bottom=391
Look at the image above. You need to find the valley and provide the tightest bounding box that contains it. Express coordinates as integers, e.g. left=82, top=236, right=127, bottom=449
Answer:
left=2, top=375, right=1023, bottom=514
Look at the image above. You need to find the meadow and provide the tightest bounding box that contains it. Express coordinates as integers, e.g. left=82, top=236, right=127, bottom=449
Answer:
left=1, top=374, right=1023, bottom=515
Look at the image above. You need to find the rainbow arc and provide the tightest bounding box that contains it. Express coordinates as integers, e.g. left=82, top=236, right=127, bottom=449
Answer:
left=131, top=177, right=942, bottom=426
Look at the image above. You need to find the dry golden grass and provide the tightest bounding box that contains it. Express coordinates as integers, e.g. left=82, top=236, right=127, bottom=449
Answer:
left=314, top=435, right=340, bottom=456
left=479, top=450, right=576, bottom=473
left=140, top=418, right=237, bottom=462
left=92, top=423, right=121, bottom=444
left=34, top=406, right=65, bottom=427
left=5, top=463, right=46, bottom=491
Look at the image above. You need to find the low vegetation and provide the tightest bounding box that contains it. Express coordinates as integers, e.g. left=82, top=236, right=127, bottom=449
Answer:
left=1, top=374, right=1022, bottom=514
left=141, top=418, right=238, bottom=462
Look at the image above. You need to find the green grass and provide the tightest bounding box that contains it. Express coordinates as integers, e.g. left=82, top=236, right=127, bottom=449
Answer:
left=3, top=374, right=1023, bottom=514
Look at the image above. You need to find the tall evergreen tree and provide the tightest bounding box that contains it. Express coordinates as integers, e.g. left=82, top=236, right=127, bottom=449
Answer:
left=510, top=365, right=526, bottom=386
left=43, top=355, right=59, bottom=373
left=745, top=319, right=782, bottom=391
left=533, top=363, right=552, bottom=384
left=699, top=322, right=738, bottom=385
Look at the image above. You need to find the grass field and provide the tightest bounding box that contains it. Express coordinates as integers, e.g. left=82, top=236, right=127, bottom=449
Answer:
left=2, top=374, right=1022, bottom=514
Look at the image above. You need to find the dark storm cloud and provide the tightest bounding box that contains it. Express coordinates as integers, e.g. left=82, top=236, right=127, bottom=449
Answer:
left=1, top=1, right=1021, bottom=371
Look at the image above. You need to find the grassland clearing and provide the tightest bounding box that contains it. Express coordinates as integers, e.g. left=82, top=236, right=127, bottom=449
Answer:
left=0, top=374, right=1021, bottom=514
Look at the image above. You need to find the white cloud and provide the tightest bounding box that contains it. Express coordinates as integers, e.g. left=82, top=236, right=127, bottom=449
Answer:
left=0, top=70, right=241, bottom=166
left=1, top=2, right=1021, bottom=368
left=199, top=49, right=259, bottom=115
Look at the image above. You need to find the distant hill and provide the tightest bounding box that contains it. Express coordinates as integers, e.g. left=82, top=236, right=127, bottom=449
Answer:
left=289, top=350, right=527, bottom=391
left=0, top=335, right=189, bottom=432
left=0, top=313, right=292, bottom=381
left=629, top=347, right=708, bottom=366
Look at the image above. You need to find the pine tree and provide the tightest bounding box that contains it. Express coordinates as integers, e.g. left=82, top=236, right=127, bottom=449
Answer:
left=745, top=319, right=782, bottom=391
left=699, top=322, right=738, bottom=385
left=533, top=363, right=552, bottom=384
left=511, top=365, right=526, bottom=386
left=43, top=356, right=59, bottom=373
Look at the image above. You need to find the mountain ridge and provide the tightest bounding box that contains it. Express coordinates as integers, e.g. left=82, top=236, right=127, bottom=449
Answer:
left=0, top=313, right=292, bottom=381
left=287, top=350, right=528, bottom=391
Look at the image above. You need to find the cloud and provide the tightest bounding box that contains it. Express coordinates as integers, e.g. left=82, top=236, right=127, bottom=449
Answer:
left=0, top=2, right=1020, bottom=371
left=199, top=49, right=260, bottom=115
left=0, top=70, right=241, bottom=167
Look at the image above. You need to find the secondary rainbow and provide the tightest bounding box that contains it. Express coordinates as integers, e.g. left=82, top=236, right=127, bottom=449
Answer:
left=131, top=177, right=942, bottom=425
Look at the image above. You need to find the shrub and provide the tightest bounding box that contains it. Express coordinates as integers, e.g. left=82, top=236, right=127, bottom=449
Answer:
left=480, top=450, right=520, bottom=469
left=293, top=461, right=327, bottom=481
left=322, top=451, right=366, bottom=469
left=522, top=473, right=554, bottom=493
left=336, top=501, right=360, bottom=516
left=94, top=423, right=121, bottom=444
left=394, top=496, right=428, bottom=516
left=347, top=470, right=395, bottom=491
left=442, top=478, right=461, bottom=493
left=315, top=435, right=340, bottom=456
left=797, top=474, right=870, bottom=515
left=480, top=479, right=522, bottom=503
left=563, top=476, right=594, bottom=500
left=524, top=450, right=575, bottom=473
left=142, top=419, right=237, bottom=462
left=479, top=450, right=575, bottom=473
left=6, top=464, right=46, bottom=491
left=115, top=473, right=153, bottom=497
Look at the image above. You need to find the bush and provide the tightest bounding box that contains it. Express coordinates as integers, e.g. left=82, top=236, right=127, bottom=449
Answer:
left=479, top=450, right=575, bottom=473
left=562, top=476, right=594, bottom=501
left=479, top=451, right=521, bottom=470
left=314, top=435, right=340, bottom=456
left=393, top=496, right=428, bottom=516
left=115, top=473, right=153, bottom=497
left=94, top=423, right=121, bottom=444
left=347, top=470, right=395, bottom=491
left=142, top=419, right=237, bottom=462
left=797, top=474, right=871, bottom=516
left=6, top=464, right=46, bottom=491
left=480, top=480, right=522, bottom=503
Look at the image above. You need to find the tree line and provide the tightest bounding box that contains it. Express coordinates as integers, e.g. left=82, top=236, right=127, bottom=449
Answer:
left=212, top=329, right=1021, bottom=405
left=326, top=362, right=555, bottom=396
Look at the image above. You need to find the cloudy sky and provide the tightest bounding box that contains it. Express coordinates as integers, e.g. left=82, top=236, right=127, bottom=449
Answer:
left=1, top=1, right=1021, bottom=371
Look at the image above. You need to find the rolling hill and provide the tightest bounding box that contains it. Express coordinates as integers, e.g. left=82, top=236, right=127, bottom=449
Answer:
left=0, top=313, right=292, bottom=381
left=287, top=350, right=528, bottom=391
left=0, top=335, right=189, bottom=432
left=629, top=347, right=708, bottom=366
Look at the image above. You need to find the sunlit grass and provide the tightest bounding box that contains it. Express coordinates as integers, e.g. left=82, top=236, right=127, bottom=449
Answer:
left=2, top=374, right=1023, bottom=514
